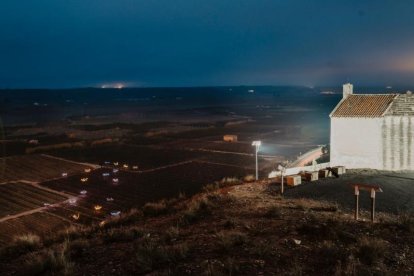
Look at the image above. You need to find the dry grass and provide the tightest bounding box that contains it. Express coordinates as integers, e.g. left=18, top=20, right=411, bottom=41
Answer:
left=357, top=237, right=387, bottom=265
left=163, top=226, right=180, bottom=243
left=181, top=197, right=214, bottom=224
left=243, top=174, right=255, bottom=182
left=101, top=226, right=143, bottom=243
left=22, top=243, right=74, bottom=275
left=215, top=230, right=248, bottom=253
left=142, top=201, right=168, bottom=217
left=66, top=238, right=89, bottom=259
left=0, top=234, right=42, bottom=258
left=263, top=205, right=282, bottom=219
left=134, top=238, right=189, bottom=273
left=397, top=212, right=414, bottom=233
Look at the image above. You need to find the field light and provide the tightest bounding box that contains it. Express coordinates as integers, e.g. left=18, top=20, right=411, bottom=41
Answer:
left=252, top=140, right=261, bottom=180
left=278, top=164, right=286, bottom=194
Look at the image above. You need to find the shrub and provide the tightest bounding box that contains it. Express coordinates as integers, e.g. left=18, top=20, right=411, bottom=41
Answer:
left=243, top=174, right=255, bottom=182
left=357, top=237, right=386, bottom=265
left=203, top=182, right=220, bottom=192
left=397, top=212, right=414, bottom=233
left=223, top=217, right=237, bottom=229
left=102, top=226, right=143, bottom=243
left=21, top=245, right=74, bottom=275
left=135, top=238, right=189, bottom=272
left=1, top=234, right=42, bottom=259
left=102, top=209, right=143, bottom=228
left=67, top=238, right=89, bottom=259
left=224, top=257, right=240, bottom=275
left=264, top=206, right=282, bottom=219
left=220, top=177, right=241, bottom=187
left=181, top=197, right=214, bottom=224
left=163, top=226, right=180, bottom=243
left=216, top=230, right=248, bottom=253
left=250, top=241, right=273, bottom=258
left=143, top=201, right=168, bottom=217
left=318, top=241, right=348, bottom=266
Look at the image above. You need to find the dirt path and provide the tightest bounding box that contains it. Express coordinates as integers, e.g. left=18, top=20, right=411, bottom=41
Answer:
left=0, top=206, right=47, bottom=223
left=109, top=160, right=196, bottom=174
left=41, top=154, right=101, bottom=169
left=0, top=181, right=74, bottom=223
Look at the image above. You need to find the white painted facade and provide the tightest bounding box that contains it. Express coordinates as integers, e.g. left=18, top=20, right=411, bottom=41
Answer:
left=330, top=84, right=414, bottom=171
left=330, top=117, right=384, bottom=169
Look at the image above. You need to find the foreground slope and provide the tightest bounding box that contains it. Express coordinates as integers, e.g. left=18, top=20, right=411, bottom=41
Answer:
left=0, top=181, right=413, bottom=275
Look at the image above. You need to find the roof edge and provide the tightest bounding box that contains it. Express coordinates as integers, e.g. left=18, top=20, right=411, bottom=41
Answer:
left=381, top=94, right=399, bottom=116
left=329, top=97, right=346, bottom=118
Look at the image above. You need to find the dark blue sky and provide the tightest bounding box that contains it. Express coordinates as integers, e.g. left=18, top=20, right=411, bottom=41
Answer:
left=1, top=1, right=414, bottom=88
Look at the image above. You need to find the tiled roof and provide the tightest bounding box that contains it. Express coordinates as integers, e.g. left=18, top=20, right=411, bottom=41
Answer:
left=330, top=94, right=397, bottom=118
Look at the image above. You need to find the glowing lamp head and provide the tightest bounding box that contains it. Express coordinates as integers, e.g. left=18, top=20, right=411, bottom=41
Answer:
left=252, top=140, right=261, bottom=147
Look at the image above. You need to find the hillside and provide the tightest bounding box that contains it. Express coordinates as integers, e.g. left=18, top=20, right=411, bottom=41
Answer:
left=0, top=180, right=413, bottom=275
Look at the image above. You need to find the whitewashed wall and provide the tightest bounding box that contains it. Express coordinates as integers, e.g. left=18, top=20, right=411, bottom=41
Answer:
left=382, top=116, right=414, bottom=170
left=330, top=117, right=383, bottom=169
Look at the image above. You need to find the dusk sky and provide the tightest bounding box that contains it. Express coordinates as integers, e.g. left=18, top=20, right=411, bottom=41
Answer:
left=1, top=1, right=414, bottom=88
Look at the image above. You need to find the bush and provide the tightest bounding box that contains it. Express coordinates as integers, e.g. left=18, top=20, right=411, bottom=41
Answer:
left=163, top=226, right=180, bottom=243
left=220, top=177, right=241, bottom=187
left=264, top=206, right=282, bottom=219
left=102, top=226, right=143, bottom=243
left=215, top=231, right=247, bottom=253
left=102, top=209, right=143, bottom=228
left=21, top=245, right=74, bottom=275
left=143, top=201, right=168, bottom=217
left=67, top=238, right=89, bottom=259
left=1, top=234, right=42, bottom=259
left=135, top=238, right=189, bottom=272
left=397, top=212, right=414, bottom=233
left=250, top=241, right=273, bottom=258
left=203, top=182, right=220, bottom=192
left=357, top=237, right=386, bottom=265
left=243, top=174, right=255, bottom=182
left=318, top=241, right=348, bottom=266
left=181, top=197, right=213, bottom=224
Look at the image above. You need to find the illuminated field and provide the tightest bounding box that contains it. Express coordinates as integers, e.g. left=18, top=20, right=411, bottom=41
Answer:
left=0, top=182, right=67, bottom=218
left=0, top=154, right=93, bottom=183
left=0, top=161, right=254, bottom=244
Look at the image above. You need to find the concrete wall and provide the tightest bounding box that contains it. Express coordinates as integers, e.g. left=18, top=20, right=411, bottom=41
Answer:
left=330, top=117, right=383, bottom=169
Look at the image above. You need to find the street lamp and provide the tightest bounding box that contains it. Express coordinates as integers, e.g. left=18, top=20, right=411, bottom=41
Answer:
left=252, top=140, right=261, bottom=180
left=278, top=164, right=286, bottom=194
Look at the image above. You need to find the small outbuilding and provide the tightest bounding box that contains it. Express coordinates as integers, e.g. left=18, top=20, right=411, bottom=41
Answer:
left=223, top=135, right=238, bottom=142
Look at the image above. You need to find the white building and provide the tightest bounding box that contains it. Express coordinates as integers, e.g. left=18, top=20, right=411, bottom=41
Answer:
left=330, top=83, right=414, bottom=170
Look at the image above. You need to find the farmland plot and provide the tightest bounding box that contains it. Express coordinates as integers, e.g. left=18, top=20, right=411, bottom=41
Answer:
left=0, top=154, right=93, bottom=183
left=42, top=161, right=254, bottom=222
left=0, top=182, right=67, bottom=218
left=0, top=161, right=254, bottom=243
left=46, top=144, right=203, bottom=170
left=0, top=212, right=71, bottom=245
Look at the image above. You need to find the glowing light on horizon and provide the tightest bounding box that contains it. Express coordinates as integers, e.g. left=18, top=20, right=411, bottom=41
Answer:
left=101, top=83, right=126, bottom=89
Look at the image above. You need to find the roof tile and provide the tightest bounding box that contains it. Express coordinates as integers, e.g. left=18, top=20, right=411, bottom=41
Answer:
left=331, top=94, right=396, bottom=117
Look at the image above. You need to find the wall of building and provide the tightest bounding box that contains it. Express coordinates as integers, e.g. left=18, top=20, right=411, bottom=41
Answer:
left=330, top=117, right=384, bottom=169
left=382, top=115, right=414, bottom=170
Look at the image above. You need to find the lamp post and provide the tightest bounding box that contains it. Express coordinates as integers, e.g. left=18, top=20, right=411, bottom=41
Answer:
left=278, top=164, right=286, bottom=194
left=252, top=141, right=261, bottom=180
